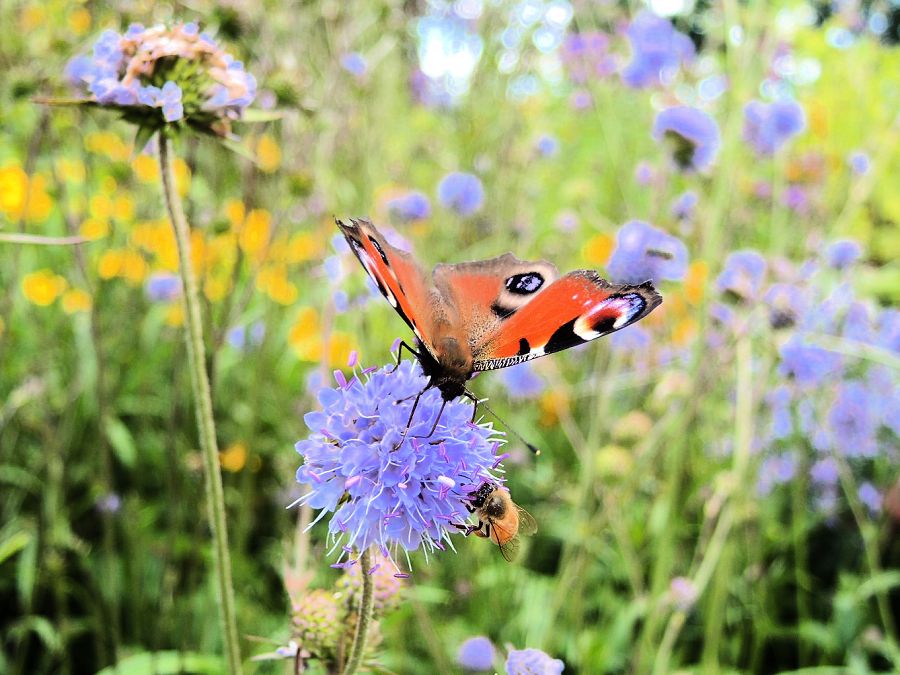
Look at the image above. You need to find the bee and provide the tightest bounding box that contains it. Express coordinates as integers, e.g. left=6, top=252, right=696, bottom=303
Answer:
left=462, top=482, right=538, bottom=562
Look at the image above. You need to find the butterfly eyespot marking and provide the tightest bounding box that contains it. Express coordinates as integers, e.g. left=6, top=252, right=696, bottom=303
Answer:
left=369, top=236, right=390, bottom=265
left=505, top=272, right=544, bottom=295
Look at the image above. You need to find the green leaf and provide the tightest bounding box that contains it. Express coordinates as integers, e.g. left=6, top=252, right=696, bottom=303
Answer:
left=95, top=651, right=223, bottom=675
left=32, top=96, right=99, bottom=108
left=133, top=125, right=158, bottom=157
left=0, top=530, right=31, bottom=565
left=103, top=415, right=137, bottom=468
left=7, top=616, right=61, bottom=653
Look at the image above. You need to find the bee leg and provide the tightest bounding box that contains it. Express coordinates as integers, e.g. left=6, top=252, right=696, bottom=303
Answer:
left=391, top=340, right=422, bottom=373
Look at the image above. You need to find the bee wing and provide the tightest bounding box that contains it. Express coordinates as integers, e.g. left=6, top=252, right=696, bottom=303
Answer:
left=498, top=534, right=521, bottom=563
left=515, top=506, right=538, bottom=536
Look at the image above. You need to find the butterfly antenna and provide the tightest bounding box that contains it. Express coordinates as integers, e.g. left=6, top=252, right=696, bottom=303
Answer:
left=468, top=393, right=541, bottom=456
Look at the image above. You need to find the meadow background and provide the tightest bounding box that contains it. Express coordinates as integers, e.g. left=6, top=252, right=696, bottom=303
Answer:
left=1, top=0, right=898, bottom=673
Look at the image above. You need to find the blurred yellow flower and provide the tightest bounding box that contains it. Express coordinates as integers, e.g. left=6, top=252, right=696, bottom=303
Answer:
left=62, top=288, right=92, bottom=314
left=114, top=195, right=135, bottom=221
left=256, top=134, right=282, bottom=173
left=582, top=233, right=614, bottom=266
left=132, top=154, right=159, bottom=182
left=85, top=132, right=131, bottom=162
left=100, top=176, right=118, bottom=194
left=672, top=317, right=698, bottom=346
left=539, top=390, right=569, bottom=427
left=98, top=250, right=148, bottom=284
left=594, top=444, right=634, bottom=480
left=290, top=307, right=319, bottom=343
left=79, top=217, right=109, bottom=240
left=327, top=332, right=355, bottom=367
left=684, top=260, right=708, bottom=305
left=165, top=304, right=184, bottom=326
left=54, top=158, right=86, bottom=183
left=0, top=166, right=52, bottom=223
left=239, top=208, right=272, bottom=256
left=174, top=158, right=191, bottom=196
left=90, top=194, right=113, bottom=219
left=224, top=199, right=245, bottom=230
left=258, top=264, right=298, bottom=305
left=204, top=275, right=232, bottom=302
left=22, top=269, right=67, bottom=306
left=220, top=442, right=248, bottom=473
left=286, top=231, right=323, bottom=264
left=67, top=7, right=91, bottom=35
left=19, top=5, right=45, bottom=30
left=98, top=251, right=124, bottom=279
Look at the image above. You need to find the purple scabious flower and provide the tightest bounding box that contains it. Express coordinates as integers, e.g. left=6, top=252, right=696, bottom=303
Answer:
left=653, top=107, right=720, bottom=172
left=607, top=220, right=688, bottom=285
left=227, top=321, right=265, bottom=350
left=764, top=283, right=807, bottom=329
left=782, top=185, right=810, bottom=214
left=669, top=576, right=699, bottom=611
left=810, top=457, right=839, bottom=486
left=766, top=385, right=793, bottom=440
left=847, top=151, right=870, bottom=176
left=387, top=191, right=432, bottom=223
left=145, top=272, right=182, bottom=301
left=757, top=453, right=797, bottom=496
left=294, top=360, right=504, bottom=568
left=66, top=23, right=256, bottom=134
left=500, top=361, right=545, bottom=400
left=506, top=648, right=565, bottom=675
left=535, top=135, right=559, bottom=157
left=778, top=337, right=843, bottom=387
left=825, top=239, right=862, bottom=270
left=716, top=251, right=767, bottom=301
left=828, top=381, right=877, bottom=458
left=671, top=191, right=698, bottom=220
left=634, top=161, right=655, bottom=186
left=340, top=52, right=368, bottom=78
left=457, top=636, right=496, bottom=671
left=96, top=492, right=122, bottom=514
left=438, top=172, right=484, bottom=217
left=858, top=482, right=882, bottom=516
left=560, top=31, right=616, bottom=83
left=742, top=99, right=806, bottom=156
left=621, top=11, right=694, bottom=89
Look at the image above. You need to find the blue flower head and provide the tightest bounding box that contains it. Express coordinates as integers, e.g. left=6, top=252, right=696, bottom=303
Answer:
left=145, top=271, right=182, bottom=301
left=828, top=381, right=877, bottom=458
left=457, top=636, right=496, bottom=671
left=826, top=239, right=862, bottom=270
left=671, top=191, right=698, bottom=220
left=743, top=99, right=806, bottom=156
left=294, top=360, right=505, bottom=570
left=340, top=52, right=368, bottom=78
left=387, top=191, right=432, bottom=222
left=653, top=106, right=720, bottom=172
left=607, top=220, right=688, bottom=285
left=438, top=172, right=485, bottom=217
left=716, top=250, right=767, bottom=301
left=621, top=11, right=694, bottom=89
left=505, top=648, right=565, bottom=675
left=778, top=337, right=843, bottom=387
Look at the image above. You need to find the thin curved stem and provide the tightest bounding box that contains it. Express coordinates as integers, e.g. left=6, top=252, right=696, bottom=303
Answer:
left=342, top=548, right=374, bottom=675
left=158, top=132, right=242, bottom=674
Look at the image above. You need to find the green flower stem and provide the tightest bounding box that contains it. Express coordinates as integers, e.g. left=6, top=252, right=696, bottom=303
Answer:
left=158, top=132, right=242, bottom=675
left=342, top=548, right=374, bottom=675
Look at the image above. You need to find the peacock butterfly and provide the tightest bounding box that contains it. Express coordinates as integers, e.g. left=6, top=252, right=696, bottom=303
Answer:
left=336, top=218, right=662, bottom=406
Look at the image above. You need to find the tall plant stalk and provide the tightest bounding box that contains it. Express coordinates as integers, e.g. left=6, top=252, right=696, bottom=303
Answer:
left=158, top=131, right=242, bottom=674
left=342, top=548, right=375, bottom=675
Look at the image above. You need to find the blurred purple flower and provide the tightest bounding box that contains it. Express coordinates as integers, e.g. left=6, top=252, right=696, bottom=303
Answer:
left=782, top=185, right=809, bottom=214
left=621, top=11, right=694, bottom=89
left=560, top=31, right=616, bottom=83
left=767, top=385, right=793, bottom=439
left=294, top=361, right=504, bottom=567
left=653, top=107, right=720, bottom=172
left=669, top=576, right=698, bottom=610
left=825, top=239, right=862, bottom=270
left=145, top=272, right=182, bottom=301
left=388, top=191, right=431, bottom=222
left=610, top=325, right=651, bottom=353
left=607, top=220, right=689, bottom=285
left=500, top=361, right=545, bottom=400
left=333, top=289, right=350, bottom=313
left=671, top=191, right=698, bottom=220
left=716, top=251, right=767, bottom=301
left=340, top=52, right=368, bottom=77
left=536, top=135, right=559, bottom=157
left=858, top=482, right=882, bottom=516
left=842, top=302, right=875, bottom=344
left=457, top=636, right=495, bottom=671
left=878, top=310, right=899, bottom=353
left=764, top=283, right=807, bottom=329
left=634, top=161, right=655, bottom=186
left=778, top=337, right=843, bottom=387
left=96, top=492, right=122, bottom=514
left=757, top=453, right=797, bottom=495
left=828, top=381, right=877, bottom=458
left=743, top=99, right=806, bottom=155
left=848, top=151, right=870, bottom=176
left=569, top=89, right=593, bottom=110
left=810, top=458, right=839, bottom=486
left=227, top=321, right=265, bottom=350
left=437, top=172, right=484, bottom=217
left=506, top=648, right=565, bottom=675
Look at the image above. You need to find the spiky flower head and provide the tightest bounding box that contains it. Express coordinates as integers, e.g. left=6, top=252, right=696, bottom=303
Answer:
left=337, top=552, right=404, bottom=613
left=291, top=589, right=341, bottom=657
left=65, top=22, right=256, bottom=136
left=295, top=359, right=505, bottom=572
left=505, top=648, right=565, bottom=675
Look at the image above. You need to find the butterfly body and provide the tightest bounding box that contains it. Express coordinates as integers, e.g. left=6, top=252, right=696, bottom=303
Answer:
left=337, top=217, right=662, bottom=400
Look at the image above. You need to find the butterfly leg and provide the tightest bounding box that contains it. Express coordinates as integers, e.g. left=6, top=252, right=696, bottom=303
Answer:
left=462, top=389, right=480, bottom=424
left=411, top=398, right=448, bottom=440
left=390, top=340, right=421, bottom=373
